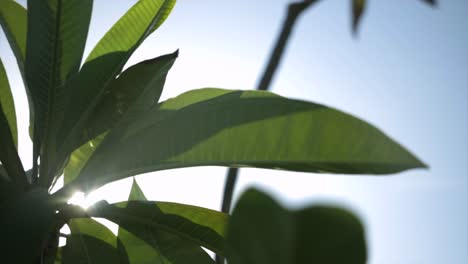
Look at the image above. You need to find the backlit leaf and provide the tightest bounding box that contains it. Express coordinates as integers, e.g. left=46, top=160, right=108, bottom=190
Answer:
left=71, top=88, right=425, bottom=193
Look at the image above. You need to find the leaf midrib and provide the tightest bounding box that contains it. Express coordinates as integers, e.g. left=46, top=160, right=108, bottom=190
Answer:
left=39, top=0, right=63, bottom=187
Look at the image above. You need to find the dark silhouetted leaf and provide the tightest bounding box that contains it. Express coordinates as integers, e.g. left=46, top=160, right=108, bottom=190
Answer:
left=0, top=58, right=16, bottom=146
left=63, top=218, right=129, bottom=263
left=0, top=89, right=27, bottom=189
left=352, top=0, right=366, bottom=34
left=226, top=188, right=367, bottom=264
left=0, top=167, right=20, bottom=205
left=421, top=0, right=436, bottom=6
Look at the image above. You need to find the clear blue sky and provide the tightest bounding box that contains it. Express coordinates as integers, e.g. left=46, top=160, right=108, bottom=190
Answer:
left=1, top=0, right=467, bottom=263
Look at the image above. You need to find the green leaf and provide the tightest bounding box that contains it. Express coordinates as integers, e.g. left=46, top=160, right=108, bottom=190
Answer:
left=0, top=0, right=27, bottom=77
left=63, top=218, right=129, bottom=263
left=351, top=0, right=366, bottom=34
left=25, top=0, right=93, bottom=187
left=85, top=0, right=175, bottom=64
left=63, top=51, right=177, bottom=186
left=89, top=199, right=226, bottom=257
left=128, top=178, right=148, bottom=201
left=0, top=0, right=36, bottom=142
left=64, top=133, right=106, bottom=185
left=73, top=88, right=425, bottom=193
left=0, top=189, right=56, bottom=263
left=155, top=202, right=227, bottom=238
left=117, top=179, right=162, bottom=263
left=113, top=179, right=215, bottom=264
left=57, top=0, right=176, bottom=161
left=0, top=58, right=17, bottom=146
left=225, top=188, right=367, bottom=264
left=0, top=91, right=27, bottom=190
left=118, top=225, right=215, bottom=264
left=82, top=51, right=178, bottom=145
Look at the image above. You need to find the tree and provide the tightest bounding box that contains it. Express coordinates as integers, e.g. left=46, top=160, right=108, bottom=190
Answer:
left=0, top=0, right=433, bottom=263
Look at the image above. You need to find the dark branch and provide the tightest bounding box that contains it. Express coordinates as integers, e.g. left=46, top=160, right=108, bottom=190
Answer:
left=216, top=1, right=317, bottom=263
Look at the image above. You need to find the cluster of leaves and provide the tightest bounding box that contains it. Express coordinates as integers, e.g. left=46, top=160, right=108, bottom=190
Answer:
left=0, top=0, right=432, bottom=263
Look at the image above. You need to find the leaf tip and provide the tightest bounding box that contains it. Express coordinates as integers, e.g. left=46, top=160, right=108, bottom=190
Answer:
left=421, top=0, right=437, bottom=7
left=351, top=0, right=366, bottom=36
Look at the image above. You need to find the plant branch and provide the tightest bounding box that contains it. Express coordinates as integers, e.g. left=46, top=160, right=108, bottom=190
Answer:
left=220, top=0, right=317, bottom=214
left=257, top=0, right=317, bottom=91
left=217, top=1, right=317, bottom=263
left=220, top=168, right=238, bottom=213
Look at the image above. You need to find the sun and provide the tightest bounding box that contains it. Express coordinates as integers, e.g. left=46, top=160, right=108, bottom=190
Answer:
left=67, top=191, right=91, bottom=209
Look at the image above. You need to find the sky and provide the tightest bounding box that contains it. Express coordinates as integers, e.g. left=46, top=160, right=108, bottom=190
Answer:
left=1, top=0, right=468, bottom=263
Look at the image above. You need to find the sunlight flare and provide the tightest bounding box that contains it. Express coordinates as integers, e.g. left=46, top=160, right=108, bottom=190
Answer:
left=67, top=191, right=91, bottom=209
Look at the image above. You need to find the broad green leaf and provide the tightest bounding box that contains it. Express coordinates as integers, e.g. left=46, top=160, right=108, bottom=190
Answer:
left=57, top=0, right=176, bottom=162
left=85, top=0, right=175, bottom=64
left=117, top=179, right=162, bottom=264
left=117, top=224, right=215, bottom=264
left=0, top=58, right=17, bottom=146
left=155, top=202, right=227, bottom=237
left=63, top=218, right=129, bottom=263
left=225, top=188, right=367, bottom=264
left=114, top=179, right=215, bottom=264
left=0, top=0, right=36, bottom=142
left=0, top=189, right=55, bottom=263
left=63, top=51, right=177, bottom=186
left=89, top=199, right=226, bottom=257
left=0, top=97, right=27, bottom=189
left=73, top=88, right=425, bottom=193
left=352, top=0, right=366, bottom=34
left=80, top=51, right=178, bottom=146
left=25, top=0, right=93, bottom=187
left=0, top=0, right=27, bottom=76
left=64, top=133, right=106, bottom=185
left=126, top=179, right=227, bottom=236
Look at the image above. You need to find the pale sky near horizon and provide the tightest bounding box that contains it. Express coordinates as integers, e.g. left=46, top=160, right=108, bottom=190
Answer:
left=1, top=0, right=467, bottom=263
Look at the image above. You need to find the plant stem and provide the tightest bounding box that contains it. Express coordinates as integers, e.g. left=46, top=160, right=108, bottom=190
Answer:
left=257, top=1, right=317, bottom=92
left=220, top=168, right=238, bottom=213
left=216, top=1, right=316, bottom=263
left=221, top=0, right=317, bottom=214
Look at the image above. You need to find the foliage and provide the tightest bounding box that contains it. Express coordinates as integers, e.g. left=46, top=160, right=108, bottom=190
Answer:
left=0, top=0, right=433, bottom=263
